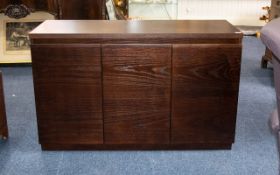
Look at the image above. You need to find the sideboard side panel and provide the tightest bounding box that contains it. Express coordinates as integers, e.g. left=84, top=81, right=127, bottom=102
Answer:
left=171, top=44, right=241, bottom=144
left=31, top=44, right=103, bottom=145
left=102, top=44, right=172, bottom=144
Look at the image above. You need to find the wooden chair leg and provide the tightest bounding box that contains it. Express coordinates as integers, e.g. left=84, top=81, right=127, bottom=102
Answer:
left=262, top=56, right=268, bottom=68
left=261, top=47, right=273, bottom=68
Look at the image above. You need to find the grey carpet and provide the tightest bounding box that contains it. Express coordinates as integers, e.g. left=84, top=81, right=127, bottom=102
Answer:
left=0, top=36, right=278, bottom=175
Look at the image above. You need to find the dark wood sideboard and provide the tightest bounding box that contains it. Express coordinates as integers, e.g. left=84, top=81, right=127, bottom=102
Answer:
left=30, top=20, right=243, bottom=150
left=0, top=71, right=8, bottom=140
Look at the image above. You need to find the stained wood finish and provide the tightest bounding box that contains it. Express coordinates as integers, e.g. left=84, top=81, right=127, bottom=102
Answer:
left=103, top=44, right=171, bottom=144
left=0, top=71, right=8, bottom=139
left=171, top=44, right=241, bottom=144
left=30, top=20, right=242, bottom=45
left=31, top=44, right=103, bottom=144
left=30, top=20, right=241, bottom=39
left=58, top=0, right=105, bottom=19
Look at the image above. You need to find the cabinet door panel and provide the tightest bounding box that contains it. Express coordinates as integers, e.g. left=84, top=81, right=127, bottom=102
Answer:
left=31, top=44, right=103, bottom=144
left=172, top=44, right=241, bottom=144
left=103, top=44, right=171, bottom=144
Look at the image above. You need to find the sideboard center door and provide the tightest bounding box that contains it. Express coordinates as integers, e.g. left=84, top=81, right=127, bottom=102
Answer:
left=102, top=44, right=172, bottom=144
left=31, top=44, right=103, bottom=145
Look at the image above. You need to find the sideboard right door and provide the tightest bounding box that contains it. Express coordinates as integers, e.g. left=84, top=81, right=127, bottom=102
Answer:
left=171, top=44, right=241, bottom=146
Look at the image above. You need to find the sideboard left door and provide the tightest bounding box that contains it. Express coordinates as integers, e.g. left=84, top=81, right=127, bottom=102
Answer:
left=31, top=44, right=103, bottom=147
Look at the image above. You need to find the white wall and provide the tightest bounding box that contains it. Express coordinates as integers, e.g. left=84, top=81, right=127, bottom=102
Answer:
left=177, top=0, right=271, bottom=26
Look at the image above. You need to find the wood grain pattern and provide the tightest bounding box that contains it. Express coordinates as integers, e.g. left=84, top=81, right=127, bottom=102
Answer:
left=0, top=71, right=8, bottom=139
left=103, top=44, right=171, bottom=144
left=31, top=44, right=103, bottom=144
left=171, top=44, right=241, bottom=144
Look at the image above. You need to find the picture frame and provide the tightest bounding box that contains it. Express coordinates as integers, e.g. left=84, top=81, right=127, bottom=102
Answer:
left=0, top=12, right=55, bottom=64
left=3, top=20, right=42, bottom=55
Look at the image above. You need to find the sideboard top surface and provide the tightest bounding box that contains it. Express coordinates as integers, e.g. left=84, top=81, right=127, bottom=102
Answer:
left=29, top=20, right=242, bottom=41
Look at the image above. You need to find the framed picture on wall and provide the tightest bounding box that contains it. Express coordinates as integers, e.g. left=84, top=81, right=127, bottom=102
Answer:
left=4, top=21, right=42, bottom=54
left=0, top=12, right=55, bottom=64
